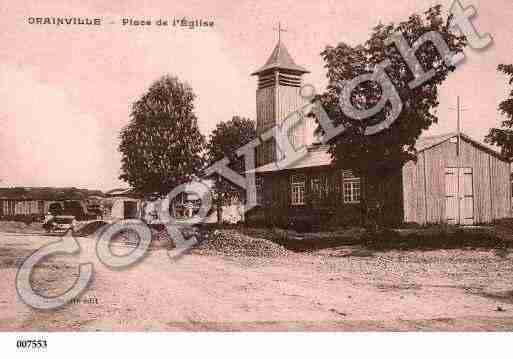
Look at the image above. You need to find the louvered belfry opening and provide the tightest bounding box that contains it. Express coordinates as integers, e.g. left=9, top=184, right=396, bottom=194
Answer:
left=278, top=71, right=302, bottom=87
left=257, top=70, right=302, bottom=89
left=257, top=72, right=276, bottom=89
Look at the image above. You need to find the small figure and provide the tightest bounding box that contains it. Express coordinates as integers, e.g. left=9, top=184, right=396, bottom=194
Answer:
left=43, top=212, right=54, bottom=233
left=185, top=201, right=194, bottom=218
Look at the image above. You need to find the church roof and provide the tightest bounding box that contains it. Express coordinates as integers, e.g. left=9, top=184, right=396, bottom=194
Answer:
left=251, top=41, right=309, bottom=76
left=253, top=145, right=332, bottom=173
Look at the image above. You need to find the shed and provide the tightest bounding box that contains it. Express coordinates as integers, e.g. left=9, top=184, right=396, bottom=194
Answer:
left=104, top=188, right=142, bottom=220
left=402, top=133, right=512, bottom=225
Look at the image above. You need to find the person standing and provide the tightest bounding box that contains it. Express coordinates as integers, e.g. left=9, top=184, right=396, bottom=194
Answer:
left=43, top=212, right=54, bottom=232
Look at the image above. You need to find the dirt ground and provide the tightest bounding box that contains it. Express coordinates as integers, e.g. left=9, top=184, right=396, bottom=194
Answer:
left=1, top=229, right=513, bottom=331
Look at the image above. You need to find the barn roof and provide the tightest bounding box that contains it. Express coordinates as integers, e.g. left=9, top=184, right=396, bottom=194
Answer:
left=414, top=133, right=457, bottom=152
left=415, top=132, right=509, bottom=162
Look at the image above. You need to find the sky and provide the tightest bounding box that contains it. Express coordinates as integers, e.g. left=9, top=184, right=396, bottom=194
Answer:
left=0, top=0, right=511, bottom=190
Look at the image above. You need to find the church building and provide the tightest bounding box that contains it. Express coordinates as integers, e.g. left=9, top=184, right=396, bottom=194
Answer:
left=247, top=37, right=512, bottom=227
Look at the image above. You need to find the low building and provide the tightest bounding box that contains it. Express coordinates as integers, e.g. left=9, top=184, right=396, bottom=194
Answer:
left=103, top=188, right=142, bottom=220
left=0, top=187, right=105, bottom=221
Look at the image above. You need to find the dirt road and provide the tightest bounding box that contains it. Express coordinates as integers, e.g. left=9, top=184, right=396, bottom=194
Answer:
left=1, top=231, right=513, bottom=331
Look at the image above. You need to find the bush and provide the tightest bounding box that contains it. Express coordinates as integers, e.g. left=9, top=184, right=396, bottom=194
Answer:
left=397, top=222, right=422, bottom=229
left=363, top=226, right=502, bottom=250
left=325, top=205, right=362, bottom=229
left=494, top=218, right=513, bottom=227
left=286, top=218, right=313, bottom=233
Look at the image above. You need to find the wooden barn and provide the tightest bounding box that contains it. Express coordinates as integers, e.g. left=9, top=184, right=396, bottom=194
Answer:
left=402, top=132, right=511, bottom=225
left=246, top=37, right=512, bottom=226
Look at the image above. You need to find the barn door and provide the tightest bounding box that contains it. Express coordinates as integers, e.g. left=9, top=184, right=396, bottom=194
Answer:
left=445, top=168, right=458, bottom=224
left=445, top=167, right=474, bottom=225
left=459, top=168, right=474, bottom=225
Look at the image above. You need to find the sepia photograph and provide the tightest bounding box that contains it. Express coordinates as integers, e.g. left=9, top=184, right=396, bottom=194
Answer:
left=1, top=0, right=512, bottom=356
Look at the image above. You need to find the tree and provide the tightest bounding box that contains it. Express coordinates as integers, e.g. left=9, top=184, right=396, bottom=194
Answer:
left=206, top=116, right=256, bottom=223
left=119, top=75, right=205, bottom=196
left=485, top=64, right=513, bottom=160
left=317, top=5, right=466, bottom=224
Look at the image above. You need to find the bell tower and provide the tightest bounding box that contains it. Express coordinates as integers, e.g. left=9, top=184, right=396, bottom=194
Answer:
left=252, top=24, right=310, bottom=167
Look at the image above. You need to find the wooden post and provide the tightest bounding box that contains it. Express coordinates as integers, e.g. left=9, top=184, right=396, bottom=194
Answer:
left=457, top=96, right=461, bottom=225
left=449, top=96, right=469, bottom=225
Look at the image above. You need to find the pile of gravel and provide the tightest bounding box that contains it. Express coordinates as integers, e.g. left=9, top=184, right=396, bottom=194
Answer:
left=193, top=229, right=290, bottom=258
left=109, top=226, right=174, bottom=249
left=151, top=227, right=173, bottom=242
left=107, top=227, right=290, bottom=257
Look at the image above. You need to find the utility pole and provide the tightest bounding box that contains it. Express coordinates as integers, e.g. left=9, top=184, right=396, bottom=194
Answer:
left=457, top=96, right=461, bottom=157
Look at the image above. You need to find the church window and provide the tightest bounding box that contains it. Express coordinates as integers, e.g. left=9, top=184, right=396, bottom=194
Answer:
left=256, top=177, right=264, bottom=205
left=343, top=177, right=361, bottom=203
left=291, top=174, right=305, bottom=205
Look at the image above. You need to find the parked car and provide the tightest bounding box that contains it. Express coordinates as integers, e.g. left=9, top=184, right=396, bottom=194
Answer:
left=50, top=215, right=77, bottom=233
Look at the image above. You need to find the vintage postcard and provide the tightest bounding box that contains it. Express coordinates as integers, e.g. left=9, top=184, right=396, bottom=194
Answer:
left=1, top=0, right=513, bottom=352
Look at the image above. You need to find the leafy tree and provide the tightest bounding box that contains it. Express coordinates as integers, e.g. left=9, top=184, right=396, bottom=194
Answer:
left=119, top=75, right=205, bottom=196
left=206, top=116, right=256, bottom=223
left=317, top=5, right=466, bottom=223
left=485, top=64, right=513, bottom=160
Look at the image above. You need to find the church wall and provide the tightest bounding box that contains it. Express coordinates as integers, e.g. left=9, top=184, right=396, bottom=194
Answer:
left=247, top=166, right=404, bottom=228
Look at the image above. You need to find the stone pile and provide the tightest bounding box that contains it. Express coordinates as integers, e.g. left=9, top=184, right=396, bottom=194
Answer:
left=193, top=229, right=290, bottom=258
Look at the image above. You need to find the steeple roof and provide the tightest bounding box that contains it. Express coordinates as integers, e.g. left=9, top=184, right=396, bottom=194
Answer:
left=252, top=41, right=309, bottom=76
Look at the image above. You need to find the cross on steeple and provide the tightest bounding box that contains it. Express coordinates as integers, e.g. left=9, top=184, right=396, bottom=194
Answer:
left=273, top=22, right=287, bottom=44
left=251, top=22, right=308, bottom=76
